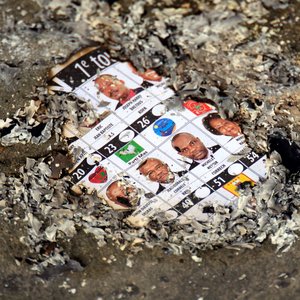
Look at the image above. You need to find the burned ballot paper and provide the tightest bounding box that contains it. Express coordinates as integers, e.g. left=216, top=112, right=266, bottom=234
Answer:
left=48, top=47, right=267, bottom=226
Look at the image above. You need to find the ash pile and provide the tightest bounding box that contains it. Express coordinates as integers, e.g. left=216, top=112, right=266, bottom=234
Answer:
left=0, top=0, right=300, bottom=272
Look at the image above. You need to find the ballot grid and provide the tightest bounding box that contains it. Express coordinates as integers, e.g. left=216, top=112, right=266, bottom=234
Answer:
left=51, top=49, right=266, bottom=223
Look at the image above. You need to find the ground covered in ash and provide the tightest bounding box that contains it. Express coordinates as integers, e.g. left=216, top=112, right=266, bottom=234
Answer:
left=1, top=0, right=300, bottom=299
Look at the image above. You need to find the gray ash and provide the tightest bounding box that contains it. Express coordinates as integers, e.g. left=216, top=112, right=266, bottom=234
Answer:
left=1, top=0, right=300, bottom=271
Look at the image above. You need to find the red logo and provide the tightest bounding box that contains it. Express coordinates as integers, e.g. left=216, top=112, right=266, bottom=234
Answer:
left=89, top=166, right=108, bottom=184
left=183, top=100, right=212, bottom=116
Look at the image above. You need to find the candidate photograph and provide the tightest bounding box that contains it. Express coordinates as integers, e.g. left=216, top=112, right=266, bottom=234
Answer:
left=136, top=157, right=188, bottom=194
left=94, top=62, right=163, bottom=108
left=171, top=132, right=221, bottom=170
left=95, top=74, right=144, bottom=108
left=105, top=179, right=142, bottom=209
left=202, top=113, right=242, bottom=138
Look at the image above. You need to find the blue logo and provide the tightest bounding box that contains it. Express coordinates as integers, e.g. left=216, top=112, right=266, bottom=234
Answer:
left=153, top=118, right=176, bottom=136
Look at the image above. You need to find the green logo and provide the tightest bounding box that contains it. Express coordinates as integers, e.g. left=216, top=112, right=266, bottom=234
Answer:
left=115, top=140, right=144, bottom=163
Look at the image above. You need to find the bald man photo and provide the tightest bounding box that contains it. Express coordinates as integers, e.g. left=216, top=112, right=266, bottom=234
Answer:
left=171, top=132, right=220, bottom=170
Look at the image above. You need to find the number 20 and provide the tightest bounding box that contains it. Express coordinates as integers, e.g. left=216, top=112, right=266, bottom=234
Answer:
left=73, top=168, right=85, bottom=180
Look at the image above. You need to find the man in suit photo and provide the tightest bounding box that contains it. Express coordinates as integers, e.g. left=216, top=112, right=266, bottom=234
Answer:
left=171, top=132, right=221, bottom=170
